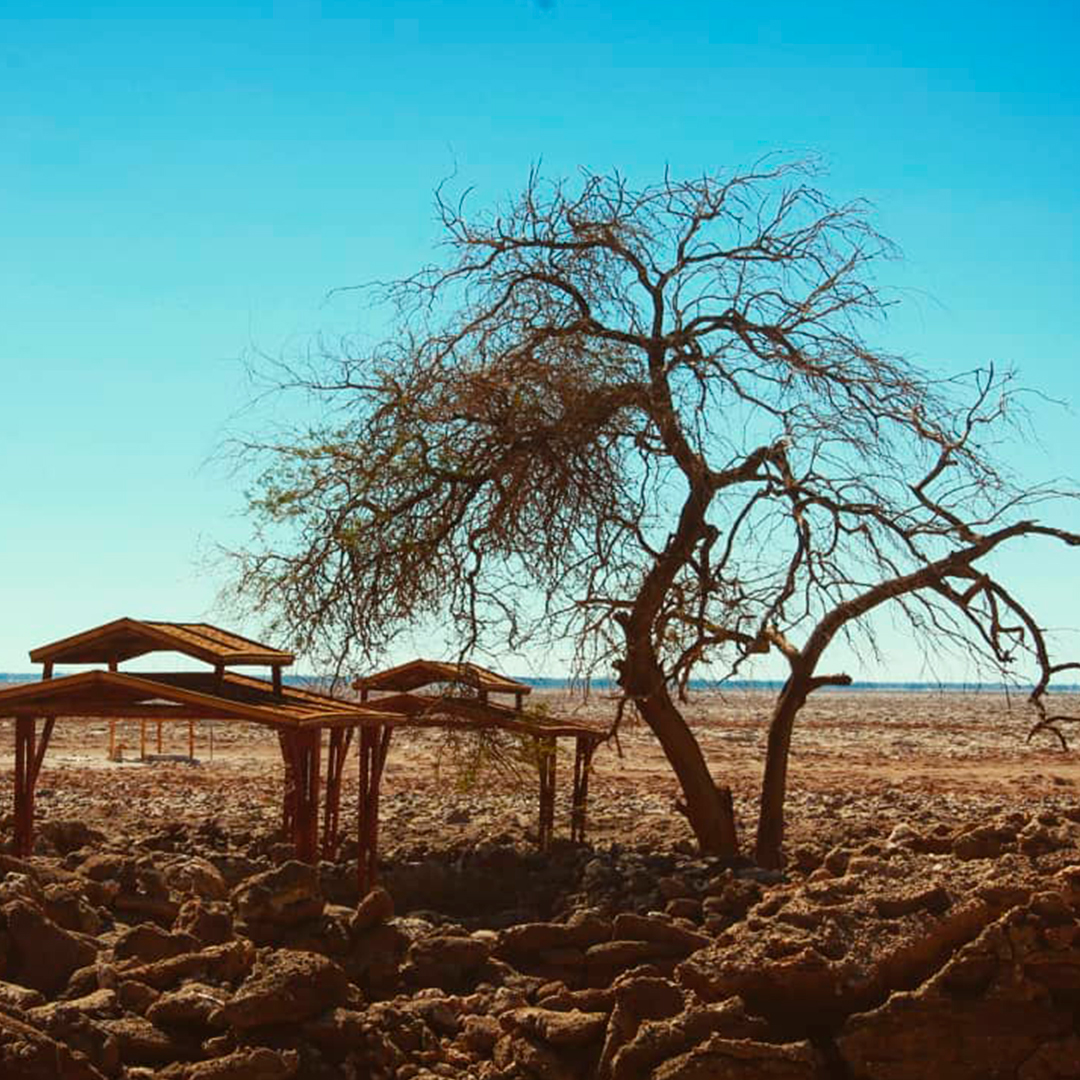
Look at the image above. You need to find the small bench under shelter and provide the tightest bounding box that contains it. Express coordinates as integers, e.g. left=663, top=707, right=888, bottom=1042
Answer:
left=0, top=618, right=606, bottom=892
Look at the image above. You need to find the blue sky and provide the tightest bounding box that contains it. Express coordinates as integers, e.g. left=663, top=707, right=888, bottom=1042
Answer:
left=1, top=1, right=1078, bottom=677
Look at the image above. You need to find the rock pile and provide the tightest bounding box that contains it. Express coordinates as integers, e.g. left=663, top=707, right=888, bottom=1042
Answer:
left=0, top=806, right=1078, bottom=1078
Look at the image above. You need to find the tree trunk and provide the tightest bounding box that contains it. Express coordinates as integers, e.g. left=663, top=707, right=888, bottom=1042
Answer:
left=637, top=687, right=739, bottom=857
left=754, top=675, right=809, bottom=868
left=619, top=622, right=739, bottom=859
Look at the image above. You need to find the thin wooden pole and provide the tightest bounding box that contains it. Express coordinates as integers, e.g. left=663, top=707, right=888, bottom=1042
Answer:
left=108, top=718, right=116, bottom=761
left=290, top=729, right=322, bottom=863
left=571, top=736, right=595, bottom=842
left=321, top=727, right=353, bottom=861
left=13, top=718, right=38, bottom=857
left=279, top=732, right=296, bottom=835
left=156, top=720, right=163, bottom=755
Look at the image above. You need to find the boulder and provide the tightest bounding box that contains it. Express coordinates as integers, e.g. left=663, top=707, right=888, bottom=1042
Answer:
left=504, top=1006, right=609, bottom=1048
left=405, top=934, right=491, bottom=990
left=495, top=916, right=612, bottom=962
left=113, top=922, right=200, bottom=963
left=837, top=897, right=1080, bottom=1080
left=652, top=1034, right=824, bottom=1079
left=211, top=949, right=348, bottom=1030
left=0, top=1007, right=107, bottom=1080
left=175, top=898, right=234, bottom=947
left=118, top=939, right=255, bottom=991
left=612, top=913, right=711, bottom=954
left=162, top=857, right=230, bottom=902
left=146, top=982, right=229, bottom=1030
left=231, top=862, right=323, bottom=942
left=178, top=1048, right=299, bottom=1079
left=3, top=899, right=97, bottom=995
left=351, top=885, right=395, bottom=933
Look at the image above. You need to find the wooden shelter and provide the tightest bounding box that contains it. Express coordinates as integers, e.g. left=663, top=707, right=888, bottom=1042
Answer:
left=1, top=620, right=605, bottom=893
left=352, top=662, right=604, bottom=891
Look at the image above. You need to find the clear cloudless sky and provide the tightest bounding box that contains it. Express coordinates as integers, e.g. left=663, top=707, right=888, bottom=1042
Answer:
left=1, top=0, right=1078, bottom=678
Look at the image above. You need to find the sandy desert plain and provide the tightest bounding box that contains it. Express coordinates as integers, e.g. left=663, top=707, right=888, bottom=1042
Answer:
left=1, top=687, right=1079, bottom=1079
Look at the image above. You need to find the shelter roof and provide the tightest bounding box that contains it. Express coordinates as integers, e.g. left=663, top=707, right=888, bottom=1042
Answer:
left=354, top=658, right=531, bottom=697
left=29, top=619, right=295, bottom=669
left=0, top=670, right=377, bottom=730
left=360, top=691, right=605, bottom=740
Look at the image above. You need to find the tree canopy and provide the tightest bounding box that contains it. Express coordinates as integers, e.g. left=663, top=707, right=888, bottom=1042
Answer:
left=231, top=160, right=1079, bottom=866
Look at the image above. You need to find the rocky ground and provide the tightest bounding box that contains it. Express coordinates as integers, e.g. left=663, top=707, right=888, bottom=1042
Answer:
left=0, top=688, right=1079, bottom=1079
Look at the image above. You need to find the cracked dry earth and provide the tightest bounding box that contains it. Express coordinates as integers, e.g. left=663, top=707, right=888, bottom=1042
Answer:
left=1, top=687, right=1079, bottom=1079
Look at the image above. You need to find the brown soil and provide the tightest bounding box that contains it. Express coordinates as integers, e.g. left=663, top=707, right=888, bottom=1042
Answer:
left=5, top=689, right=1077, bottom=858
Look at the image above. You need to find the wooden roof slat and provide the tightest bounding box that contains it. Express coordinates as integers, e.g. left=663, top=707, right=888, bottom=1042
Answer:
left=354, top=658, right=531, bottom=696
left=29, top=618, right=295, bottom=668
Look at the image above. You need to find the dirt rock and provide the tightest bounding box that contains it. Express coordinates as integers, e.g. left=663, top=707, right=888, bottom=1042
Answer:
left=114, top=922, right=201, bottom=963
left=175, top=898, right=235, bottom=946
left=39, top=820, right=107, bottom=855
left=837, top=891, right=1080, bottom=1080
left=211, top=949, right=348, bottom=1030
left=0, top=979, right=45, bottom=1010
left=504, top=1006, right=609, bottom=1047
left=231, top=862, right=324, bottom=943
left=405, top=933, right=491, bottom=990
left=156, top=1047, right=300, bottom=1079
left=146, top=982, right=230, bottom=1029
left=605, top=1000, right=776, bottom=1080
left=162, top=857, right=230, bottom=902
left=344, top=921, right=410, bottom=998
left=118, top=939, right=256, bottom=991
left=612, top=913, right=710, bottom=954
left=0, top=1006, right=108, bottom=1080
left=652, top=1034, right=825, bottom=1079
left=495, top=916, right=613, bottom=961
left=98, top=1013, right=200, bottom=1065
left=3, top=898, right=97, bottom=995
left=351, top=885, right=395, bottom=933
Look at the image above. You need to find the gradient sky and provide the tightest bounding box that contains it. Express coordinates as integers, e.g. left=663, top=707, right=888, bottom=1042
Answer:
left=1, top=1, right=1078, bottom=678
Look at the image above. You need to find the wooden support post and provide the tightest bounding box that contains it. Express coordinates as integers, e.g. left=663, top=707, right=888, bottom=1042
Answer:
left=188, top=720, right=195, bottom=762
left=13, top=716, right=53, bottom=857
left=357, top=724, right=392, bottom=895
left=571, top=736, right=596, bottom=843
left=156, top=720, right=163, bottom=755
left=43, top=662, right=54, bottom=680
left=537, top=735, right=556, bottom=851
left=515, top=691, right=524, bottom=712
left=287, top=729, right=322, bottom=863
left=273, top=666, right=283, bottom=696
left=321, top=726, right=353, bottom=861
left=108, top=718, right=116, bottom=761
left=278, top=732, right=296, bottom=836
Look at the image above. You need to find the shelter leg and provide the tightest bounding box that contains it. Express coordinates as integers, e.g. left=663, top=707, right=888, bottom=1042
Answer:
left=188, top=720, right=195, bottom=762
left=140, top=721, right=146, bottom=761
left=288, top=729, right=322, bottom=863
left=537, top=736, right=556, bottom=851
left=571, top=737, right=595, bottom=843
left=357, top=725, right=392, bottom=894
left=321, top=727, right=353, bottom=860
left=13, top=717, right=51, bottom=857
left=108, top=719, right=116, bottom=761
left=278, top=731, right=296, bottom=835
left=156, top=721, right=163, bottom=755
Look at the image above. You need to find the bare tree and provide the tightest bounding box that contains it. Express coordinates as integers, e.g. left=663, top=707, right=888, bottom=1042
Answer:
left=230, top=160, right=1080, bottom=865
